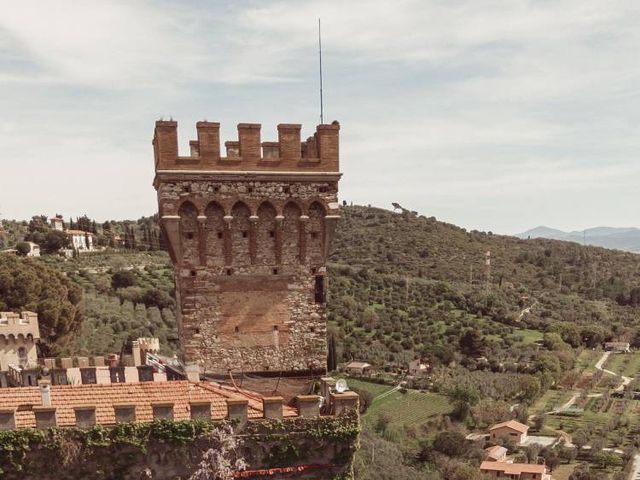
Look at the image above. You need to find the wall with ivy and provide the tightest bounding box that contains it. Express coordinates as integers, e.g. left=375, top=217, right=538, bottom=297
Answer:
left=0, top=411, right=359, bottom=480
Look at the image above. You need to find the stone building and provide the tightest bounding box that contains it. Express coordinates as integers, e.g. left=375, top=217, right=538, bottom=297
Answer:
left=489, top=420, right=529, bottom=445
left=153, top=120, right=341, bottom=374
left=0, top=311, right=40, bottom=371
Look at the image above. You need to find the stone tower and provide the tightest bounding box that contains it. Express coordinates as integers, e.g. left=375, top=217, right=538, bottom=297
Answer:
left=153, top=120, right=341, bottom=375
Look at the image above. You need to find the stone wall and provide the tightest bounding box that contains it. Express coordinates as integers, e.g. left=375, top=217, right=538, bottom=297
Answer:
left=0, top=411, right=359, bottom=480
left=155, top=163, right=341, bottom=374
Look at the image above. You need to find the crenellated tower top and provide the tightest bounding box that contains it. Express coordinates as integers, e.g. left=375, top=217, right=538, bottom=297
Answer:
left=153, top=120, right=340, bottom=173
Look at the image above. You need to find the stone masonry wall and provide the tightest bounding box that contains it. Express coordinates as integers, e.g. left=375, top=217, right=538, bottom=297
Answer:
left=156, top=178, right=340, bottom=374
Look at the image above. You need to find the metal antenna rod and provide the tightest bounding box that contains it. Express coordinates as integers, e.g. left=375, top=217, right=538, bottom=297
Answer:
left=318, top=18, right=324, bottom=124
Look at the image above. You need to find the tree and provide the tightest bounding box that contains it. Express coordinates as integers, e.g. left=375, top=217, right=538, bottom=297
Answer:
left=15, top=242, right=31, bottom=256
left=560, top=446, right=577, bottom=464
left=142, top=288, right=174, bottom=309
left=533, top=414, right=546, bottom=431
left=448, top=386, right=479, bottom=422
left=459, top=329, right=485, bottom=356
left=591, top=451, right=622, bottom=469
left=111, top=270, right=137, bottom=289
left=327, top=334, right=337, bottom=371
left=432, top=431, right=467, bottom=457
left=189, top=424, right=247, bottom=480
left=0, top=254, right=82, bottom=353
left=42, top=230, right=69, bottom=254
left=572, top=430, right=589, bottom=450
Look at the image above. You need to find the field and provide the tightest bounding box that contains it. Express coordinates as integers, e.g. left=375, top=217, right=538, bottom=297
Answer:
left=575, top=349, right=603, bottom=375
left=531, top=389, right=575, bottom=415
left=604, top=352, right=640, bottom=378
left=552, top=463, right=580, bottom=480
left=346, top=378, right=395, bottom=398
left=346, top=378, right=452, bottom=432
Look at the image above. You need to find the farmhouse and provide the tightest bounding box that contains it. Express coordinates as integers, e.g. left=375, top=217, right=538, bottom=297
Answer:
left=489, top=419, right=529, bottom=445
left=345, top=361, right=373, bottom=376
left=480, top=461, right=551, bottom=480
left=604, top=342, right=630, bottom=352
left=484, top=445, right=508, bottom=462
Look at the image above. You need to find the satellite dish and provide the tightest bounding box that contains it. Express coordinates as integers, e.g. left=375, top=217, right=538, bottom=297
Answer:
left=335, top=378, right=348, bottom=393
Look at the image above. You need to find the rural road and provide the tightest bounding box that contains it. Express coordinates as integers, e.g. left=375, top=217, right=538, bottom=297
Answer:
left=629, top=453, right=640, bottom=480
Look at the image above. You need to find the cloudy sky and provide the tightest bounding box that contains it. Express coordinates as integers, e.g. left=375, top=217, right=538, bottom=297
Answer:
left=1, top=1, right=639, bottom=234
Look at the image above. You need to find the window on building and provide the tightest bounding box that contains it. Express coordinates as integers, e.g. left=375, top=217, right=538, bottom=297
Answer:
left=17, top=347, right=28, bottom=367
left=34, top=409, right=57, bottom=429
left=0, top=412, right=15, bottom=431
left=152, top=404, right=174, bottom=420
left=74, top=408, right=96, bottom=428
left=114, top=406, right=136, bottom=423
left=190, top=403, right=211, bottom=420
left=80, top=367, right=97, bottom=385
left=314, top=275, right=325, bottom=304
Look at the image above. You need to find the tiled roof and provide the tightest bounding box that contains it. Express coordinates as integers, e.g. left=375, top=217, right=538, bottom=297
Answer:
left=484, top=445, right=507, bottom=460
left=0, top=381, right=297, bottom=428
left=480, top=461, right=547, bottom=474
left=489, top=419, right=529, bottom=433
left=345, top=361, right=371, bottom=369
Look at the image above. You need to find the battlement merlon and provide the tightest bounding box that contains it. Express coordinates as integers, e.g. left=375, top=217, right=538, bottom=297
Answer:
left=153, top=120, right=340, bottom=175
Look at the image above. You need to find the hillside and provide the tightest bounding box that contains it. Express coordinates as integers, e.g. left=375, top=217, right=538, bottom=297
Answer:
left=6, top=205, right=640, bottom=365
left=327, top=206, right=640, bottom=367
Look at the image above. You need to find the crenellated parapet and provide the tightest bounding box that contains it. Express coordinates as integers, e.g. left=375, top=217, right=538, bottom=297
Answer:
left=153, top=121, right=340, bottom=173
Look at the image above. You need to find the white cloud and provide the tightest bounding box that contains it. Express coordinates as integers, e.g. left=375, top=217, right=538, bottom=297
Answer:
left=1, top=0, right=640, bottom=234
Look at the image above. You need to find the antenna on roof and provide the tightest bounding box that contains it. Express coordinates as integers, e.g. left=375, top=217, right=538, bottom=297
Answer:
left=318, top=17, right=324, bottom=124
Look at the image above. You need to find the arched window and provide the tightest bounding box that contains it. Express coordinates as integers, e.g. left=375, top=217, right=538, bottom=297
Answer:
left=256, top=202, right=277, bottom=265
left=307, top=202, right=325, bottom=266
left=282, top=202, right=301, bottom=265
left=179, top=202, right=199, bottom=266
left=204, top=202, right=225, bottom=267
left=231, top=202, right=251, bottom=267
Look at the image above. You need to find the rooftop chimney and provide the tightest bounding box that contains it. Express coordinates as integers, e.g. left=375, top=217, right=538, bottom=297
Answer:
left=39, top=380, right=51, bottom=407
left=185, top=363, right=200, bottom=382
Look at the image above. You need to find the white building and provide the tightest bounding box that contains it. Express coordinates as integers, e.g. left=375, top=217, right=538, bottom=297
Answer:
left=25, top=242, right=40, bottom=257
left=66, top=230, right=93, bottom=252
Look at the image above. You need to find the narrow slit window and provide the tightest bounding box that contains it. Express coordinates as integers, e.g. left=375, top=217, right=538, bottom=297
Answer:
left=314, top=275, right=325, bottom=304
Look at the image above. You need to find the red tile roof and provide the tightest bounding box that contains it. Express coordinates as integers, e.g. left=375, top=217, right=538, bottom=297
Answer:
left=480, top=461, right=547, bottom=475
left=489, top=420, right=529, bottom=434
left=0, top=381, right=297, bottom=428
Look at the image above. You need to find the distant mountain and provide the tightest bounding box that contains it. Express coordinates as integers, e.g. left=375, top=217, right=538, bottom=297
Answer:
left=516, top=225, right=640, bottom=253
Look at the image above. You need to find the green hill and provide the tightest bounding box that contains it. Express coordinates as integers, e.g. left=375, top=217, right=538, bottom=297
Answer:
left=327, top=206, right=640, bottom=369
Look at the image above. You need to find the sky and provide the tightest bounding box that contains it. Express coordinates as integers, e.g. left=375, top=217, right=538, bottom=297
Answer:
left=1, top=0, right=639, bottom=235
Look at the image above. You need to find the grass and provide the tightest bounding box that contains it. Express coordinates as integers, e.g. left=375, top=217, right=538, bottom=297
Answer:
left=605, top=352, right=640, bottom=378
left=552, top=463, right=579, bottom=480
left=512, top=328, right=544, bottom=344
left=346, top=378, right=395, bottom=398
left=364, top=388, right=452, bottom=430
left=531, top=389, right=575, bottom=415
left=575, top=349, right=602, bottom=375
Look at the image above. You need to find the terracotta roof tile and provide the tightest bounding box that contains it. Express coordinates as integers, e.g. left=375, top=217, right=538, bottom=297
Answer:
left=480, top=461, right=547, bottom=474
left=488, top=419, right=529, bottom=433
left=0, top=381, right=297, bottom=428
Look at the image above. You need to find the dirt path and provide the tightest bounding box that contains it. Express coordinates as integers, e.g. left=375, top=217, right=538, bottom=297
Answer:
left=594, top=351, right=632, bottom=392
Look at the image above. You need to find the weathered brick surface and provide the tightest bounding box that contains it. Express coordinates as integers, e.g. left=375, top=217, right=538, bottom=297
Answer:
left=153, top=121, right=341, bottom=374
